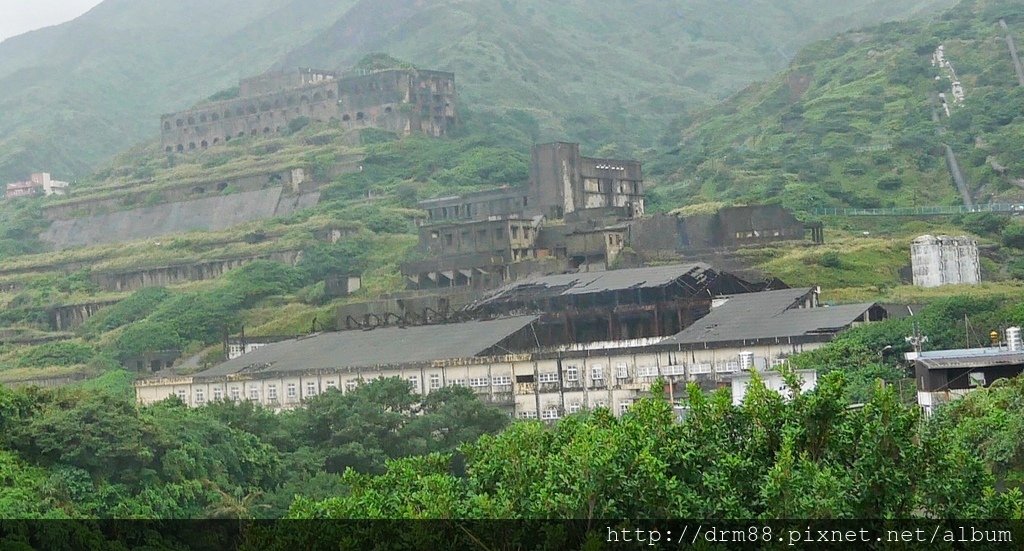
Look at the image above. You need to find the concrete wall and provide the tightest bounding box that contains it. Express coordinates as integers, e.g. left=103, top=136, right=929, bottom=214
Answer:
left=162, top=69, right=455, bottom=153
left=911, top=235, right=981, bottom=287
left=40, top=188, right=320, bottom=250
left=90, top=250, right=300, bottom=293
left=678, top=205, right=807, bottom=250
left=41, top=168, right=308, bottom=221
left=48, top=299, right=122, bottom=331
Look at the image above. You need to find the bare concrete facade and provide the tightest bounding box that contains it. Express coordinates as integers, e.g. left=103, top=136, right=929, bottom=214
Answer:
left=161, top=68, right=455, bottom=154
left=420, top=143, right=643, bottom=225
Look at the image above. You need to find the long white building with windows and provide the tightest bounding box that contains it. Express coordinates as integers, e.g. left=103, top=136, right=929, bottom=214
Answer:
left=135, top=286, right=884, bottom=417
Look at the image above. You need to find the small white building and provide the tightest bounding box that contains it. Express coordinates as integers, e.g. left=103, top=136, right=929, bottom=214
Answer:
left=911, top=235, right=980, bottom=288
left=730, top=369, right=819, bottom=406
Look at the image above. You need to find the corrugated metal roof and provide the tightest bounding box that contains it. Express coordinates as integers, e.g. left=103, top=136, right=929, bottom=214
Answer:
left=193, top=316, right=538, bottom=378
left=660, top=288, right=876, bottom=345
left=916, top=347, right=1024, bottom=370
left=475, top=263, right=713, bottom=305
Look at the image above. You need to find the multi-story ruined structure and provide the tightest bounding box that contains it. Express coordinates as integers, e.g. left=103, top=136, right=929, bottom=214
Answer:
left=403, top=142, right=818, bottom=291
left=404, top=143, right=646, bottom=289
left=420, top=143, right=643, bottom=224
left=161, top=67, right=455, bottom=154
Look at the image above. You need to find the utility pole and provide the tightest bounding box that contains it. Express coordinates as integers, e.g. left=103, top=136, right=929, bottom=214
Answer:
left=906, top=322, right=929, bottom=355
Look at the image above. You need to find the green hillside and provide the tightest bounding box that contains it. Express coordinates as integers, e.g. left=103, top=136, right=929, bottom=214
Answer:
left=648, top=0, right=1024, bottom=213
left=0, top=0, right=955, bottom=182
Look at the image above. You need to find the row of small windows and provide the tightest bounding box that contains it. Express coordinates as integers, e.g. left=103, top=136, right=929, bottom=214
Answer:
left=517, top=400, right=633, bottom=420
left=164, top=100, right=392, bottom=133
left=165, top=91, right=339, bottom=129
left=165, top=127, right=285, bottom=152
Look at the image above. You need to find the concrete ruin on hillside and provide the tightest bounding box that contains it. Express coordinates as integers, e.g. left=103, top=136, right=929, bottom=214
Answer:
left=401, top=142, right=823, bottom=290
left=161, top=67, right=455, bottom=153
left=911, top=234, right=980, bottom=288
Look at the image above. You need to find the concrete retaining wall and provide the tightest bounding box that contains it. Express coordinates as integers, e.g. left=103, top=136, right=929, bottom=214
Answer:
left=40, top=188, right=320, bottom=250
left=90, top=250, right=301, bottom=293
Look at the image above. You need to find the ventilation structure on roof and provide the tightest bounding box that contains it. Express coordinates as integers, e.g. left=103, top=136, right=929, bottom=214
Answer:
left=1008, top=327, right=1022, bottom=352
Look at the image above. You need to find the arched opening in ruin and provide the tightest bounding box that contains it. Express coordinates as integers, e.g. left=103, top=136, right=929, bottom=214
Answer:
left=225, top=135, right=231, bottom=142
left=165, top=146, right=173, bottom=153
left=193, top=187, right=206, bottom=194
left=189, top=142, right=196, bottom=150
left=217, top=182, right=228, bottom=192
left=263, top=127, right=270, bottom=134
left=200, top=114, right=207, bottom=123
left=313, top=92, right=322, bottom=101
left=327, top=90, right=335, bottom=99
left=251, top=129, right=258, bottom=136
left=224, top=110, right=231, bottom=119
left=300, top=95, right=310, bottom=103
left=385, top=106, right=392, bottom=114
left=163, top=121, right=171, bottom=131
left=237, top=131, right=244, bottom=138
left=212, top=138, right=220, bottom=145
left=176, top=119, right=184, bottom=127
left=342, top=114, right=350, bottom=121
left=276, top=126, right=283, bottom=133
left=356, top=112, right=364, bottom=121
left=201, top=140, right=208, bottom=148
left=187, top=116, right=195, bottom=125
left=177, top=144, right=184, bottom=152
left=211, top=113, right=219, bottom=121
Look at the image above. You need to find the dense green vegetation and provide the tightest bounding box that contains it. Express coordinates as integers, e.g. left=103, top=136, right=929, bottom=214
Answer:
left=0, top=377, right=506, bottom=521
left=650, top=0, right=1024, bottom=213
left=0, top=0, right=956, bottom=182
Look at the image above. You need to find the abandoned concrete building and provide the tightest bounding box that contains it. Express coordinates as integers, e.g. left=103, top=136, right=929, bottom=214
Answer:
left=135, top=269, right=883, bottom=417
left=403, top=143, right=820, bottom=291
left=161, top=67, right=455, bottom=153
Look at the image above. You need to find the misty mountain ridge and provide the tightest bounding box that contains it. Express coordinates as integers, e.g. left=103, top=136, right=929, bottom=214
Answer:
left=0, top=0, right=955, bottom=182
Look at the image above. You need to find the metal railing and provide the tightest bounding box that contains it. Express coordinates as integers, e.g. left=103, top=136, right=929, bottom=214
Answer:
left=811, top=204, right=1022, bottom=216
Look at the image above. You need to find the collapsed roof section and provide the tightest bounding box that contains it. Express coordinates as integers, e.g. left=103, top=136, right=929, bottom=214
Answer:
left=469, top=263, right=779, bottom=315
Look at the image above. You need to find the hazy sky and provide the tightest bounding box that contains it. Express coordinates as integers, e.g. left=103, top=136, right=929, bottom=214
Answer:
left=0, top=0, right=103, bottom=42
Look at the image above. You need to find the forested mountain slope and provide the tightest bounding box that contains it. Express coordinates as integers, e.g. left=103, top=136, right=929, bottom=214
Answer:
left=649, top=0, right=1024, bottom=214
left=0, top=0, right=954, bottom=182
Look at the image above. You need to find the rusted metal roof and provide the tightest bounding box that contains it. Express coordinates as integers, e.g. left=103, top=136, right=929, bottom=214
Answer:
left=473, top=263, right=715, bottom=306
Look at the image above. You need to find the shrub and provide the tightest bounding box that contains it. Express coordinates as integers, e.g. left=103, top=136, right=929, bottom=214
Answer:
left=112, top=321, right=182, bottom=362
left=17, top=341, right=96, bottom=368
left=78, top=287, right=174, bottom=337
left=957, top=212, right=1009, bottom=236
left=1003, top=224, right=1024, bottom=249
left=287, top=117, right=311, bottom=134
left=818, top=251, right=844, bottom=268
left=875, top=175, right=903, bottom=191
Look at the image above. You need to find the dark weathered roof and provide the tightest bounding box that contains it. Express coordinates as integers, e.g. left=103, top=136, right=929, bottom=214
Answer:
left=660, top=288, right=876, bottom=346
left=194, top=316, right=538, bottom=378
left=915, top=347, right=1024, bottom=370
left=474, top=263, right=716, bottom=305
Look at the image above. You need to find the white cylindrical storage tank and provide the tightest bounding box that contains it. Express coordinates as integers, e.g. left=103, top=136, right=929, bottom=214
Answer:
left=1007, top=327, right=1022, bottom=352
left=739, top=351, right=754, bottom=370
